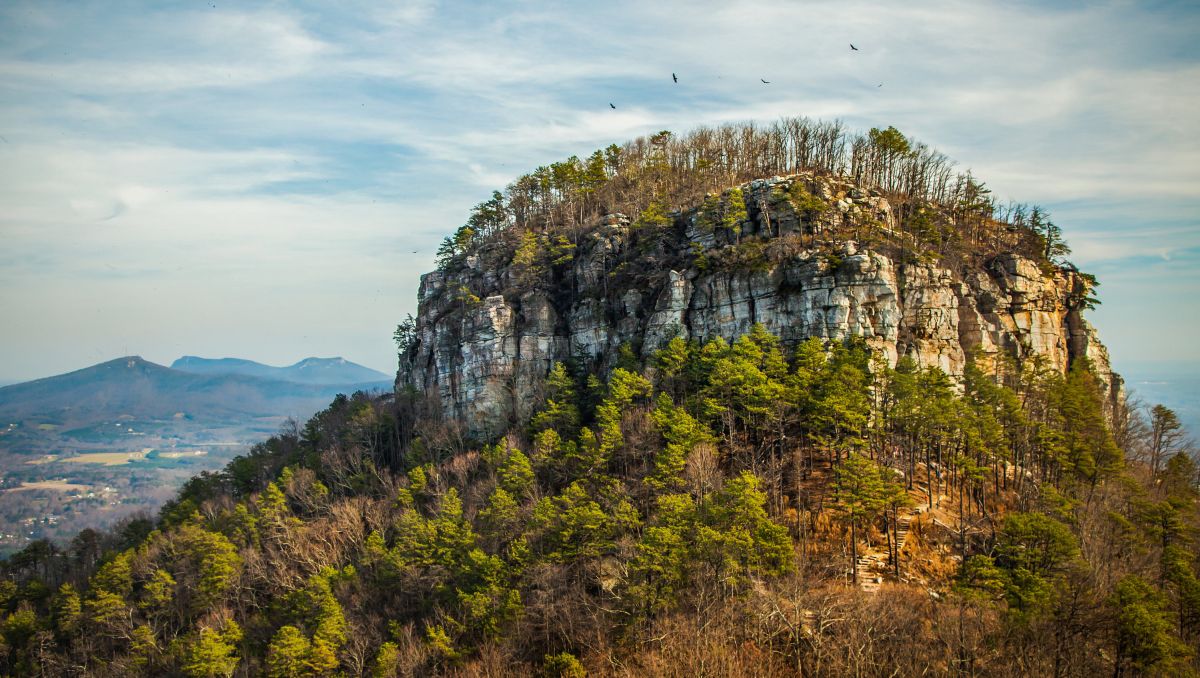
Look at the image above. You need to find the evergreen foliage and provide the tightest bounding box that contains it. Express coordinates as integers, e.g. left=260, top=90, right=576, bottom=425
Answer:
left=1, top=325, right=1195, bottom=676
left=431, top=118, right=1082, bottom=291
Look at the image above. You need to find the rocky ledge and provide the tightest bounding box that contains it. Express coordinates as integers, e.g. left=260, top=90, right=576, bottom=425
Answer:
left=398, top=174, right=1120, bottom=437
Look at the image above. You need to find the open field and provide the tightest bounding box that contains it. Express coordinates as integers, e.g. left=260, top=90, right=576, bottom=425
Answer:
left=59, top=449, right=151, bottom=466
left=5, top=480, right=90, bottom=492
left=25, top=455, right=58, bottom=465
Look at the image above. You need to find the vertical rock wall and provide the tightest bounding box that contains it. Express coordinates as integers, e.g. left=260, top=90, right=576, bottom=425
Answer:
left=400, top=175, right=1119, bottom=437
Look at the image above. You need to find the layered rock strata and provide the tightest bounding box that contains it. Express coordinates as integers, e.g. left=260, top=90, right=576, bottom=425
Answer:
left=399, top=174, right=1118, bottom=436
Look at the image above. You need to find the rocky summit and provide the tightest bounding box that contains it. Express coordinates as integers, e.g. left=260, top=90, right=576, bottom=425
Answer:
left=8, top=117, right=1193, bottom=678
left=399, top=172, right=1119, bottom=437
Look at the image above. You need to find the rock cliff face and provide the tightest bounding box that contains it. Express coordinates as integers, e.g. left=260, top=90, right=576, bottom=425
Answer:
left=399, top=174, right=1119, bottom=437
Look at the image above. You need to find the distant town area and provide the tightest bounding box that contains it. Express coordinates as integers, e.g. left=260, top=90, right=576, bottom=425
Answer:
left=0, top=416, right=260, bottom=556
left=0, top=354, right=390, bottom=555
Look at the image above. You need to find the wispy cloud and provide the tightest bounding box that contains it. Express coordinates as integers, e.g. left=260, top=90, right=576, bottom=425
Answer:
left=0, top=0, right=1198, bottom=379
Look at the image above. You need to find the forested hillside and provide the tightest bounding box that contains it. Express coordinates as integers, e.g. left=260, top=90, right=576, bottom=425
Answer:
left=1, top=327, right=1195, bottom=676
left=0, top=121, right=1196, bottom=677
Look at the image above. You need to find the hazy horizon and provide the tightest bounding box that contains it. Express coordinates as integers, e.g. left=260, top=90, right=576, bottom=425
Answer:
left=0, top=352, right=394, bottom=384
left=2, top=0, right=1198, bottom=384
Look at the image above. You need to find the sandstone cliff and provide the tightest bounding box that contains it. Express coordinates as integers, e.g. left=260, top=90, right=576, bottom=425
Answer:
left=398, top=173, right=1119, bottom=437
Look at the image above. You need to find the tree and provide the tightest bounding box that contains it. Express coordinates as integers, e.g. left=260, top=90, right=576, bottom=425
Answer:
left=531, top=363, right=580, bottom=435
left=786, top=180, right=828, bottom=219
left=1053, top=359, right=1122, bottom=487
left=2, top=605, right=38, bottom=655
left=498, top=448, right=535, bottom=499
left=85, top=590, right=131, bottom=641
left=139, top=568, right=176, bottom=615
left=593, top=368, right=653, bottom=466
left=266, top=625, right=313, bottom=678
left=810, top=341, right=871, bottom=464
left=1148, top=405, right=1186, bottom=475
left=1110, top=575, right=1191, bottom=676
left=306, top=637, right=339, bottom=676
left=50, top=583, right=81, bottom=636
left=1162, top=544, right=1200, bottom=643
left=868, top=125, right=911, bottom=156
left=721, top=187, right=748, bottom=240
left=91, top=551, right=133, bottom=599
left=478, top=487, right=521, bottom=543
left=371, top=642, right=402, bottom=678
left=467, top=190, right=509, bottom=235
left=699, top=327, right=789, bottom=458
left=131, top=624, right=160, bottom=669
left=633, top=200, right=672, bottom=235
left=628, top=494, right=696, bottom=616
left=993, top=512, right=1080, bottom=625
left=533, top=480, right=639, bottom=562
left=544, top=651, right=587, bottom=677
left=286, top=568, right=349, bottom=651
left=177, top=621, right=241, bottom=678
left=161, top=524, right=241, bottom=617
left=654, top=335, right=691, bottom=398
left=1029, top=206, right=1070, bottom=263
left=393, top=314, right=417, bottom=361
left=835, top=453, right=887, bottom=583
left=867, top=126, right=912, bottom=190
left=697, top=471, right=793, bottom=588
left=648, top=393, right=712, bottom=493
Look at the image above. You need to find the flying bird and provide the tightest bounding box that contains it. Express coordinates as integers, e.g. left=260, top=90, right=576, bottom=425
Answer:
left=850, top=43, right=859, bottom=51
left=672, top=73, right=678, bottom=83
left=877, top=83, right=883, bottom=87
left=760, top=78, right=771, bottom=84
left=609, top=103, right=616, bottom=109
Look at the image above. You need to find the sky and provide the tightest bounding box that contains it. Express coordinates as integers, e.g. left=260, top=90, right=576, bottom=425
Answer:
left=0, top=0, right=1198, bottom=384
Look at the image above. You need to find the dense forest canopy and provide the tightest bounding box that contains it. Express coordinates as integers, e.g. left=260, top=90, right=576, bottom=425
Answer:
left=0, top=322, right=1195, bottom=676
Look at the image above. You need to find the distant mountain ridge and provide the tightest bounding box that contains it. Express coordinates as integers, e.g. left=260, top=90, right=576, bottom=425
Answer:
left=171, top=355, right=389, bottom=385
left=0, top=356, right=391, bottom=425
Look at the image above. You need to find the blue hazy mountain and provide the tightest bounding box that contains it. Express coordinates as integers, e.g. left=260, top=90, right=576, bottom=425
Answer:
left=0, top=356, right=389, bottom=425
left=0, top=357, right=391, bottom=553
left=171, top=355, right=390, bottom=385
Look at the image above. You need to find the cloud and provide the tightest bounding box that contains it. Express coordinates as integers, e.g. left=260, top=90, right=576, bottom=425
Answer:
left=1, top=0, right=1198, bottom=379
left=0, top=6, right=331, bottom=93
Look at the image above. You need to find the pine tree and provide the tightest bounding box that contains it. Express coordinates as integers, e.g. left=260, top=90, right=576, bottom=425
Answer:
left=993, top=512, right=1080, bottom=625
left=177, top=621, right=241, bottom=678
left=1054, top=359, right=1122, bottom=486
left=1149, top=405, right=1185, bottom=475
left=835, top=453, right=887, bottom=583
left=1111, top=575, right=1191, bottom=676
left=478, top=487, right=521, bottom=541
left=498, top=448, right=535, bottom=499
left=648, top=393, right=712, bottom=493
left=533, top=480, right=639, bottom=561
left=266, top=625, right=312, bottom=678
left=52, top=583, right=81, bottom=636
left=628, top=494, right=696, bottom=616
left=698, top=472, right=793, bottom=587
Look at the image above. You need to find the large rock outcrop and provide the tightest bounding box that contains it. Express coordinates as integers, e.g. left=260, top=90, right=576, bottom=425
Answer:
left=399, top=174, right=1119, bottom=437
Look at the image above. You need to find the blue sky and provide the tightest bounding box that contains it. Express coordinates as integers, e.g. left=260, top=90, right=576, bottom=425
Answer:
left=0, top=0, right=1197, bottom=382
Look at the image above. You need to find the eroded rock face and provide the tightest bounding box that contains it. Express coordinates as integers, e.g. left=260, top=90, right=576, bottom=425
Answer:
left=399, top=175, right=1119, bottom=437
